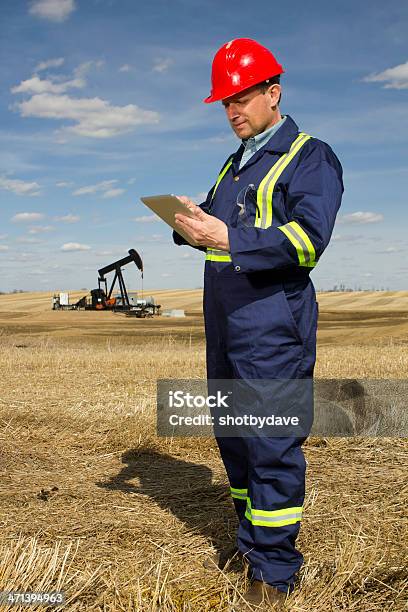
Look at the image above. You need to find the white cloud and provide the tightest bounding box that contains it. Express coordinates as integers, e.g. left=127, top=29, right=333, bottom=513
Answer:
left=0, top=176, right=41, bottom=196
left=11, top=61, right=150, bottom=140
left=94, top=248, right=125, bottom=257
left=61, top=242, right=91, bottom=251
left=11, top=212, right=45, bottom=223
left=16, top=236, right=42, bottom=244
left=363, top=61, right=408, bottom=90
left=128, top=178, right=136, bottom=185
left=28, top=225, right=55, bottom=234
left=35, top=58, right=65, bottom=72
left=29, top=0, right=76, bottom=23
left=119, top=64, right=132, bottom=72
left=73, top=179, right=118, bottom=196
left=332, top=233, right=366, bottom=242
left=378, top=246, right=403, bottom=254
left=207, top=133, right=236, bottom=144
left=56, top=181, right=73, bottom=187
left=14, top=93, right=160, bottom=138
left=54, top=214, right=80, bottom=223
left=30, top=269, right=47, bottom=275
left=0, top=245, right=9, bottom=252
left=101, top=188, right=125, bottom=199
left=180, top=249, right=202, bottom=260
left=73, top=60, right=104, bottom=79
left=338, top=212, right=384, bottom=225
left=11, top=75, right=84, bottom=95
left=0, top=234, right=8, bottom=240
left=132, top=215, right=159, bottom=223
left=11, top=252, right=32, bottom=262
left=153, top=58, right=173, bottom=73
left=12, top=61, right=101, bottom=96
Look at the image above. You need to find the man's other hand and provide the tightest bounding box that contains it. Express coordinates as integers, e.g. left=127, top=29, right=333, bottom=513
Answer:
left=175, top=195, right=230, bottom=251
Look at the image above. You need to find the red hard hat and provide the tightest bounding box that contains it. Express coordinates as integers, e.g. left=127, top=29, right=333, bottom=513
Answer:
left=204, top=38, right=284, bottom=104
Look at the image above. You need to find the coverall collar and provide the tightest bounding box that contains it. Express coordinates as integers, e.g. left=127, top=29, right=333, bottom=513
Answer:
left=239, top=116, right=287, bottom=170
left=261, top=115, right=300, bottom=153
left=232, top=115, right=300, bottom=174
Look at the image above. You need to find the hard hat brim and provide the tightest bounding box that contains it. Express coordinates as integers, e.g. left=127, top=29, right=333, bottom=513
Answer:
left=203, top=69, right=284, bottom=104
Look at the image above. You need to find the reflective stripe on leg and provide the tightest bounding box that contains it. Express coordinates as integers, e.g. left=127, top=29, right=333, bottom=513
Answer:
left=230, top=487, right=248, bottom=500
left=245, top=497, right=303, bottom=527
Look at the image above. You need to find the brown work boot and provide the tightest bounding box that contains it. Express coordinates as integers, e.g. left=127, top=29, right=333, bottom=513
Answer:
left=231, top=579, right=286, bottom=611
left=203, top=544, right=244, bottom=571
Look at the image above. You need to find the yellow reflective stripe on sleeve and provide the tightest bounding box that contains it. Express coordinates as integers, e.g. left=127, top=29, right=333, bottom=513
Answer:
left=230, top=487, right=248, bottom=500
left=255, top=133, right=312, bottom=229
left=211, top=158, right=233, bottom=202
left=206, top=249, right=232, bottom=262
left=245, top=498, right=303, bottom=527
left=278, top=221, right=316, bottom=267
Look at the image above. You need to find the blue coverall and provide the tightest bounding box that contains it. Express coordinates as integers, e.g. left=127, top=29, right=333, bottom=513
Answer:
left=173, top=115, right=343, bottom=593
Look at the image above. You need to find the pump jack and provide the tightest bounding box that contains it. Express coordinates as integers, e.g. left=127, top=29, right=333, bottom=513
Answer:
left=53, top=249, right=160, bottom=316
left=86, top=248, right=144, bottom=310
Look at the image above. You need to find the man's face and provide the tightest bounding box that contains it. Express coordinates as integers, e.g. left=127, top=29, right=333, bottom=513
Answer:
left=222, top=84, right=281, bottom=140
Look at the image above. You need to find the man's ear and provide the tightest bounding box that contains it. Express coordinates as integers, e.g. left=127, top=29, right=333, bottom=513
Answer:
left=268, top=84, right=281, bottom=107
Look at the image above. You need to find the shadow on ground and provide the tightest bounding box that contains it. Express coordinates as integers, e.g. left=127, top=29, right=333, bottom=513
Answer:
left=96, top=448, right=239, bottom=565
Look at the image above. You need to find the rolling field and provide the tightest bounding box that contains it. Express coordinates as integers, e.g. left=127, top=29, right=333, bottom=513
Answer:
left=1, top=289, right=408, bottom=347
left=0, top=290, right=407, bottom=610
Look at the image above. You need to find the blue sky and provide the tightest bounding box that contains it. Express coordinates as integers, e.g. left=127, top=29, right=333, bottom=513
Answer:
left=1, top=0, right=407, bottom=292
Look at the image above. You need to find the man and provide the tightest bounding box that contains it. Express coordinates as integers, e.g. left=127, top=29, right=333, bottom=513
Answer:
left=173, top=38, right=343, bottom=610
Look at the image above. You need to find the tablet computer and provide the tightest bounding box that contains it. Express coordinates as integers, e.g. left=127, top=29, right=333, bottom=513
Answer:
left=140, top=194, right=199, bottom=246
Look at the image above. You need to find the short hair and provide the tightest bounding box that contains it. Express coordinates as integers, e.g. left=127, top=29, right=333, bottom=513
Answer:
left=259, top=74, right=281, bottom=105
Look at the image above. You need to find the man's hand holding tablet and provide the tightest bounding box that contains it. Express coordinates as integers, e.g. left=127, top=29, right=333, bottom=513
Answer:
left=174, top=195, right=230, bottom=251
left=140, top=193, right=230, bottom=251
